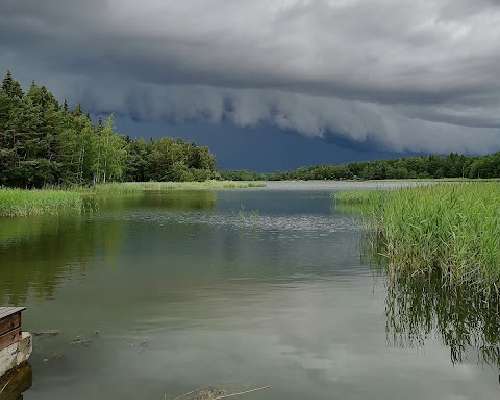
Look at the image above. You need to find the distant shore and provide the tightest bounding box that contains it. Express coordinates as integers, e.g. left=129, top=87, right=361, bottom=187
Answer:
left=0, top=181, right=265, bottom=217
left=3, top=178, right=500, bottom=217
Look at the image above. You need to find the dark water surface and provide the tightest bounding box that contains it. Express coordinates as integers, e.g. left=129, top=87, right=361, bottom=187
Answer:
left=0, top=183, right=499, bottom=399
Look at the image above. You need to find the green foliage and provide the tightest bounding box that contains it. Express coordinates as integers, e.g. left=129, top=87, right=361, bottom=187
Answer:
left=92, top=118, right=128, bottom=184
left=1, top=70, right=23, bottom=99
left=220, top=170, right=270, bottom=181
left=223, top=153, right=500, bottom=181
left=335, top=184, right=500, bottom=294
left=0, top=70, right=218, bottom=188
left=143, top=137, right=218, bottom=182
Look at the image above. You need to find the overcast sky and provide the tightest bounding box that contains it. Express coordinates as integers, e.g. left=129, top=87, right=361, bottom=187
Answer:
left=1, top=0, right=500, bottom=168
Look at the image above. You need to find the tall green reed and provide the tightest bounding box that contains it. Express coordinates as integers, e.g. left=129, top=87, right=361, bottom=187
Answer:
left=334, top=183, right=500, bottom=295
left=0, top=188, right=82, bottom=217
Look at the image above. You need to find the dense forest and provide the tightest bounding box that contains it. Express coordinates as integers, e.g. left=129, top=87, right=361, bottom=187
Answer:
left=0, top=71, right=218, bottom=188
left=222, top=152, right=500, bottom=181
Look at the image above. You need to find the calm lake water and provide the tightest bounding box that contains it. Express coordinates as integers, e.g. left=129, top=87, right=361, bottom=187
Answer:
left=0, top=182, right=499, bottom=399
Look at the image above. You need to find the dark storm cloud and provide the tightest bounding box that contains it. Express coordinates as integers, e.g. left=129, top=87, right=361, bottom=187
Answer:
left=1, top=0, right=500, bottom=153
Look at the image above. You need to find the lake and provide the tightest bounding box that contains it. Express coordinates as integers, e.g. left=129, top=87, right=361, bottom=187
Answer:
left=0, top=182, right=499, bottom=399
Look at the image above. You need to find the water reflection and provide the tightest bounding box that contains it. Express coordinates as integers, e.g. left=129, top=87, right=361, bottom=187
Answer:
left=349, top=198, right=500, bottom=372
left=384, top=271, right=500, bottom=368
left=0, top=214, right=125, bottom=304
left=88, top=190, right=217, bottom=212
left=0, top=191, right=217, bottom=304
left=0, top=363, right=32, bottom=400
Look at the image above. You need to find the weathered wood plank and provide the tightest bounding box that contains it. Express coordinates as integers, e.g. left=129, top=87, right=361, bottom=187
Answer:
left=0, top=307, right=25, bottom=321
left=0, top=313, right=21, bottom=336
left=0, top=327, right=22, bottom=351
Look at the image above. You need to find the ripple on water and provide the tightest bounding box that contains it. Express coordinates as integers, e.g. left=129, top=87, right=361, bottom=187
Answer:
left=111, top=211, right=361, bottom=236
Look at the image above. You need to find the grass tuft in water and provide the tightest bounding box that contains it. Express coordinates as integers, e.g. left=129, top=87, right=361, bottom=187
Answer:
left=0, top=188, right=83, bottom=217
left=0, top=181, right=265, bottom=217
left=89, top=181, right=265, bottom=194
left=334, top=183, right=500, bottom=293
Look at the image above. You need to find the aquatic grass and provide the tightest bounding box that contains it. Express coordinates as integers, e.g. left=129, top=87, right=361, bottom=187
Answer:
left=90, top=181, right=265, bottom=194
left=334, top=183, right=500, bottom=294
left=0, top=181, right=265, bottom=217
left=0, top=188, right=83, bottom=217
left=333, top=189, right=389, bottom=207
left=332, top=189, right=393, bottom=217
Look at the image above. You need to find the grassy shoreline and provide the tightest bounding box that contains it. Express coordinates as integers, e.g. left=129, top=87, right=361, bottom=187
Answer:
left=0, top=188, right=83, bottom=217
left=86, top=180, right=265, bottom=194
left=334, top=183, right=500, bottom=294
left=0, top=181, right=265, bottom=217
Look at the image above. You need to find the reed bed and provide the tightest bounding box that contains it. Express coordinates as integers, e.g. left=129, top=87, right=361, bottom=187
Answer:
left=0, top=188, right=83, bottom=217
left=0, top=181, right=265, bottom=217
left=89, top=181, right=265, bottom=194
left=333, top=189, right=388, bottom=206
left=334, top=183, right=500, bottom=293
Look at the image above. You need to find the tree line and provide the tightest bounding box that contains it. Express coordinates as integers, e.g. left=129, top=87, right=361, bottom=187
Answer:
left=2, top=70, right=499, bottom=187
left=221, top=152, right=500, bottom=181
left=0, top=71, right=218, bottom=188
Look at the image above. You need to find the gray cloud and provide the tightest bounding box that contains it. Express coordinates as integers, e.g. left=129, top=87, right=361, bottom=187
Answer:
left=1, top=0, right=500, bottom=153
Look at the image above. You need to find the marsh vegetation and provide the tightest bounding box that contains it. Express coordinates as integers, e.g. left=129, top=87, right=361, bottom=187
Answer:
left=0, top=181, right=264, bottom=217
left=334, top=183, right=500, bottom=371
left=0, top=188, right=82, bottom=217
left=334, top=183, right=500, bottom=295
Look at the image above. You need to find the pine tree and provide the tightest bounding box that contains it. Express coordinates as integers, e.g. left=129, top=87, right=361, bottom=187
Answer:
left=0, top=69, right=221, bottom=187
left=1, top=70, right=24, bottom=99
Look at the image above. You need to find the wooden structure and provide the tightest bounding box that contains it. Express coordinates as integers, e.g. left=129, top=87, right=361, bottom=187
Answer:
left=0, top=307, right=25, bottom=352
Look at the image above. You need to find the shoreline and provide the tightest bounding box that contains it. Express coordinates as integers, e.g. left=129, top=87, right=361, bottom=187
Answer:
left=1, top=179, right=498, bottom=217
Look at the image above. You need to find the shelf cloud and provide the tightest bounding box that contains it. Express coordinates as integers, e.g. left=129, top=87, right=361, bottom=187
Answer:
left=1, top=0, right=500, bottom=153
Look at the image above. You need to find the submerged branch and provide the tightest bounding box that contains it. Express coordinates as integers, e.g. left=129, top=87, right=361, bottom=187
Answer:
left=216, top=386, right=272, bottom=399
